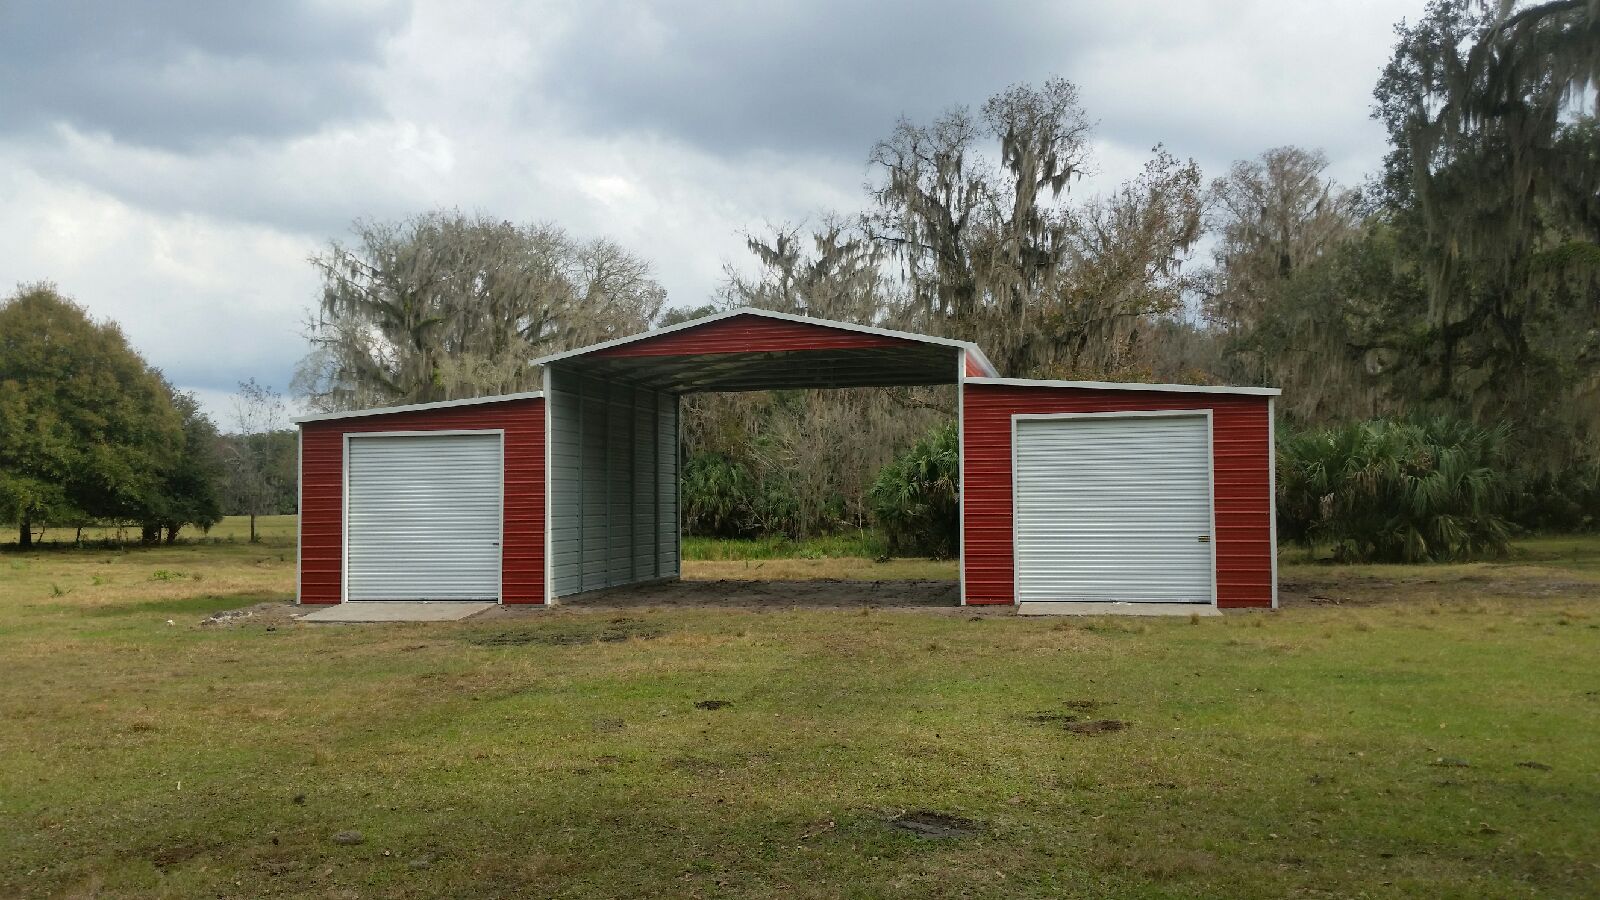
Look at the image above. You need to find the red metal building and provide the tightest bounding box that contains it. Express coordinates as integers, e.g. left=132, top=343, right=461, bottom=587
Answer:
left=296, top=309, right=1278, bottom=611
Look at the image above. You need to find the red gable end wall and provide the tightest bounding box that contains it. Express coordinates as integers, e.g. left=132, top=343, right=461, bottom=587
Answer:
left=961, top=383, right=1274, bottom=608
left=298, top=398, right=545, bottom=604
left=593, top=316, right=913, bottom=358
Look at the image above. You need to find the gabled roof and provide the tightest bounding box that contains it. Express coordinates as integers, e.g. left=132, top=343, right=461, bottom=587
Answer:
left=291, top=391, right=544, bottom=425
left=966, top=377, right=1281, bottom=397
left=533, top=307, right=998, bottom=372
left=531, top=307, right=998, bottom=393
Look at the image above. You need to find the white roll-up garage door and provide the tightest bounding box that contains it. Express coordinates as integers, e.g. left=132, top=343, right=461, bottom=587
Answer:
left=1014, top=413, right=1214, bottom=603
left=345, top=433, right=502, bottom=601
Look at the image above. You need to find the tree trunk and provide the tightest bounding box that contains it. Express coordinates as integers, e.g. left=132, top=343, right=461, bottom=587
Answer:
left=164, top=525, right=180, bottom=544
left=18, top=518, right=30, bottom=548
left=250, top=512, right=258, bottom=543
left=141, top=523, right=160, bottom=545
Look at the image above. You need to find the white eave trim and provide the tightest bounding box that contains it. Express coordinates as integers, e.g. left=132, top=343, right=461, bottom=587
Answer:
left=529, top=306, right=1001, bottom=377
left=291, top=391, right=545, bottom=425
left=966, top=377, right=1281, bottom=397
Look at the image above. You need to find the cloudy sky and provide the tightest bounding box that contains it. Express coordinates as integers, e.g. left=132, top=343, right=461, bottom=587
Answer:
left=0, top=0, right=1426, bottom=426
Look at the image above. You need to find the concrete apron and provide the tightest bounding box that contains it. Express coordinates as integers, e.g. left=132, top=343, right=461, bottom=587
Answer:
left=1015, top=602, right=1223, bottom=617
left=299, top=602, right=496, bottom=623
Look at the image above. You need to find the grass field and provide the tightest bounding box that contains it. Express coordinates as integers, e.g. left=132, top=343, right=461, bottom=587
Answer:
left=2, top=517, right=1599, bottom=897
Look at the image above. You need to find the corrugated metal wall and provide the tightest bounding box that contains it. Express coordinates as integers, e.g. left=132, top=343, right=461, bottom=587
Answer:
left=962, top=384, right=1274, bottom=608
left=549, top=368, right=679, bottom=597
left=298, top=397, right=545, bottom=605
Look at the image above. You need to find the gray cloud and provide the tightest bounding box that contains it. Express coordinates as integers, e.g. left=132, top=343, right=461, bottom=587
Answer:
left=0, top=0, right=1428, bottom=427
left=0, top=0, right=410, bottom=149
left=533, top=0, right=1093, bottom=160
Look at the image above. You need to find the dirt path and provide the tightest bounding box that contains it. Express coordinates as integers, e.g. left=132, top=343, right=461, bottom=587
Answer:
left=484, top=578, right=993, bottom=617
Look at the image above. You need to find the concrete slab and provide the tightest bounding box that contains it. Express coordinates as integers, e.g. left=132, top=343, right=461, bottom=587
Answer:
left=1016, top=601, right=1222, bottom=617
left=299, top=602, right=496, bottom=623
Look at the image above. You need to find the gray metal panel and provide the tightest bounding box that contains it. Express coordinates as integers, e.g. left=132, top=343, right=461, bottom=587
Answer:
left=548, top=376, right=583, bottom=596
left=554, top=345, right=961, bottom=393
left=345, top=433, right=502, bottom=601
left=659, top=392, right=679, bottom=576
left=1014, top=414, right=1213, bottom=603
left=548, top=368, right=680, bottom=597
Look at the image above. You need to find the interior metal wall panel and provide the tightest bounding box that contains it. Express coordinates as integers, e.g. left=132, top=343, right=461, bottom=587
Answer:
left=345, top=433, right=502, bottom=601
left=1013, top=415, right=1213, bottom=603
left=549, top=368, right=679, bottom=597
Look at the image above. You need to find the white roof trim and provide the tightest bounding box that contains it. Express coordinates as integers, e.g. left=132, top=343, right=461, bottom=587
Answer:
left=292, top=391, right=545, bottom=424
left=967, top=377, right=1281, bottom=397
left=529, top=306, right=1001, bottom=377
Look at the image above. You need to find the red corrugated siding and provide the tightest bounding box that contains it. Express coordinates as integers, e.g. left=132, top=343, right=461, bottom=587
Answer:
left=298, top=398, right=545, bottom=604
left=964, top=353, right=987, bottom=377
left=593, top=315, right=912, bottom=358
left=962, top=384, right=1273, bottom=608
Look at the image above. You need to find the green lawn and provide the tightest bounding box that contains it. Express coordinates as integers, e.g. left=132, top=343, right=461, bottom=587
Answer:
left=2, top=519, right=1598, bottom=897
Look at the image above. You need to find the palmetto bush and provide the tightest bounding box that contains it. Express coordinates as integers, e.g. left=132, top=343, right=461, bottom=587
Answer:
left=869, top=423, right=960, bottom=558
left=1277, top=417, right=1513, bottom=562
left=681, top=452, right=803, bottom=539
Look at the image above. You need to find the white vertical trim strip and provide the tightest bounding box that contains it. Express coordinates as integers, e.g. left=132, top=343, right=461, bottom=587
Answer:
left=1205, top=409, right=1219, bottom=608
left=296, top=427, right=304, bottom=605
left=497, top=430, right=506, bottom=605
left=956, top=351, right=968, bottom=606
left=673, top=393, right=682, bottom=579
left=544, top=367, right=555, bottom=605
left=1268, top=397, right=1279, bottom=610
left=340, top=432, right=349, bottom=604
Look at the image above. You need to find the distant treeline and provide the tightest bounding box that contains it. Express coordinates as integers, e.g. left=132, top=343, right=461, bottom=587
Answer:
left=0, top=286, right=298, bottom=546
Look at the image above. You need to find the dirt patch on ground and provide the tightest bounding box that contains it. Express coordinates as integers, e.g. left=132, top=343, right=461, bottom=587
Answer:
left=464, top=617, right=663, bottom=646
left=1278, top=570, right=1600, bottom=608
left=195, top=580, right=985, bottom=627
left=198, top=600, right=301, bottom=628
left=1062, top=718, right=1130, bottom=735
left=1027, top=711, right=1130, bottom=735
left=482, top=579, right=984, bottom=617
left=1028, top=700, right=1129, bottom=735
left=887, top=810, right=982, bottom=838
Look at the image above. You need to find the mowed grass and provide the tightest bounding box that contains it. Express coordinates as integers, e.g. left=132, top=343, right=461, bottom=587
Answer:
left=0, top=520, right=1598, bottom=897
left=16, top=513, right=299, bottom=547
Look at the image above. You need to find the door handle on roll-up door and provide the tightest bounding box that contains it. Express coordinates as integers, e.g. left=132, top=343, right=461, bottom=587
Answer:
left=1197, top=535, right=1210, bottom=543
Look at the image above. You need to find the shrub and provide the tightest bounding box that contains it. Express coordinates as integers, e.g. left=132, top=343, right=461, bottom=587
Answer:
left=1507, top=464, right=1600, bottom=532
left=869, top=423, right=959, bottom=558
left=681, top=453, right=759, bottom=538
left=680, top=452, right=803, bottom=538
left=1277, top=417, right=1512, bottom=563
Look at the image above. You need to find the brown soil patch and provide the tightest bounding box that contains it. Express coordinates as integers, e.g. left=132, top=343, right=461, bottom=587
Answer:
left=483, top=579, right=981, bottom=617
left=887, top=810, right=981, bottom=838
left=199, top=600, right=301, bottom=628
left=464, top=617, right=663, bottom=646
left=1278, top=570, right=1600, bottom=608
